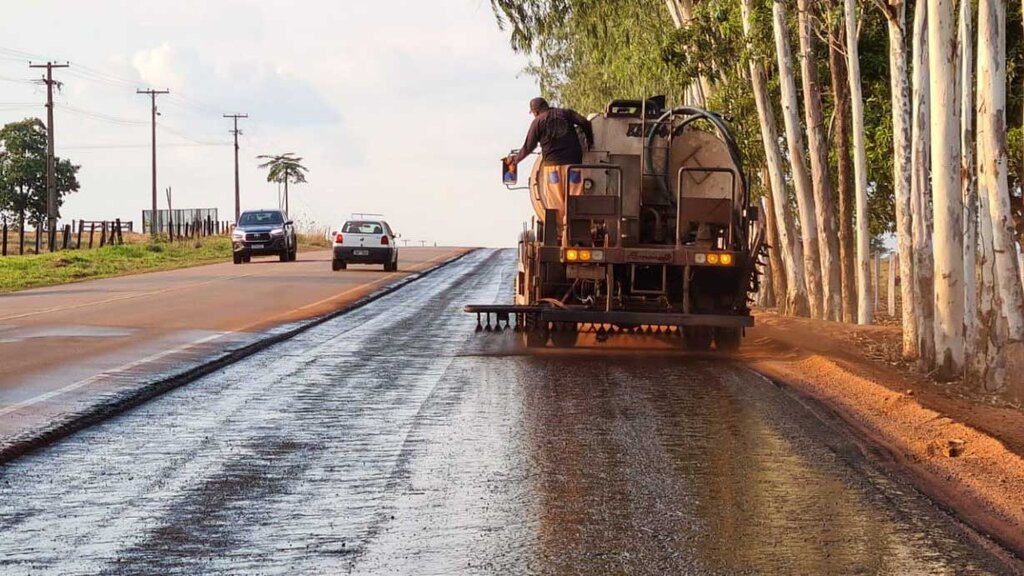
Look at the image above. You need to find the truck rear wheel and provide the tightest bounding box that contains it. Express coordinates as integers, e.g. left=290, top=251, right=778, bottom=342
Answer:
left=549, top=322, right=578, bottom=348
left=521, top=314, right=549, bottom=348
left=683, top=326, right=712, bottom=351
left=714, top=327, right=742, bottom=351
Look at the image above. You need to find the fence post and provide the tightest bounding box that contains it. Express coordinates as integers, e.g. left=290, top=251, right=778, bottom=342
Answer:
left=48, top=225, right=56, bottom=253
left=887, top=255, right=897, bottom=316
left=76, top=220, right=83, bottom=249
left=62, top=224, right=70, bottom=250
left=88, top=222, right=96, bottom=249
left=34, top=221, right=41, bottom=254
left=99, top=222, right=107, bottom=247
left=1, top=217, right=7, bottom=257
left=114, top=219, right=123, bottom=245
left=168, top=217, right=174, bottom=242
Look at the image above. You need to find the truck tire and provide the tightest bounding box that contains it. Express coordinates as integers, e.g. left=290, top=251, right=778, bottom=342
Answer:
left=279, top=249, right=289, bottom=262
left=521, top=314, right=548, bottom=348
left=233, top=253, right=242, bottom=265
left=332, top=259, right=345, bottom=271
left=683, top=326, right=712, bottom=351
left=549, top=322, right=578, bottom=348
left=714, top=327, right=742, bottom=351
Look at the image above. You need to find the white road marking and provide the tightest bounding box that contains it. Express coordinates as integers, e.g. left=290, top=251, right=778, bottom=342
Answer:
left=0, top=332, right=228, bottom=417
left=0, top=251, right=461, bottom=417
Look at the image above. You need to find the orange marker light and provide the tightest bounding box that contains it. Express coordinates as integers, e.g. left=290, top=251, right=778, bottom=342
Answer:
left=566, top=249, right=579, bottom=261
left=720, top=253, right=733, bottom=266
left=580, top=250, right=592, bottom=261
left=707, top=253, right=720, bottom=265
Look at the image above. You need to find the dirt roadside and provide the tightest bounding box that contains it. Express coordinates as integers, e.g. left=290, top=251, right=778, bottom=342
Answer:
left=742, top=311, right=1024, bottom=560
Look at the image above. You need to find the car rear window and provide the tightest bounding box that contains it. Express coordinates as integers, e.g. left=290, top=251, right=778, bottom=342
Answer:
left=239, top=211, right=284, bottom=226
left=343, top=221, right=383, bottom=234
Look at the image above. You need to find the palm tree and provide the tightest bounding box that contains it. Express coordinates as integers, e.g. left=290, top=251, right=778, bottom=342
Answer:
left=256, top=153, right=308, bottom=215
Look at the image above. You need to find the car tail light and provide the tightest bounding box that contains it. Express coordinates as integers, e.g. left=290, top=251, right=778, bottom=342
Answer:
left=381, top=236, right=389, bottom=245
left=335, top=233, right=344, bottom=243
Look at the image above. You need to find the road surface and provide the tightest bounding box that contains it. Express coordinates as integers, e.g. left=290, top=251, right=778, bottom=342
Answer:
left=0, top=249, right=1016, bottom=574
left=0, top=247, right=466, bottom=442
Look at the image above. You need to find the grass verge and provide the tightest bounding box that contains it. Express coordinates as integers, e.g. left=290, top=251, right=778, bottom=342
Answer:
left=0, top=238, right=232, bottom=293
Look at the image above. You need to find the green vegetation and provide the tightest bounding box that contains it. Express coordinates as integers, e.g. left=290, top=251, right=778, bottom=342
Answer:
left=0, top=118, right=81, bottom=228
left=0, top=238, right=231, bottom=292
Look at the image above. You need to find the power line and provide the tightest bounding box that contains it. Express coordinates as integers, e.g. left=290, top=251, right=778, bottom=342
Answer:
left=57, top=142, right=228, bottom=150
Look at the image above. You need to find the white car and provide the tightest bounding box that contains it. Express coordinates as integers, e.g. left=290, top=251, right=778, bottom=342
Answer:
left=331, top=219, right=399, bottom=271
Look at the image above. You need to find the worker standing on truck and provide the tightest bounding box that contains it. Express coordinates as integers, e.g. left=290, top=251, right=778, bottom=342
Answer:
left=506, top=97, right=594, bottom=208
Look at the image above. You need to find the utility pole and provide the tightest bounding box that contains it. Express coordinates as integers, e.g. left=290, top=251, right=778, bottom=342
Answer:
left=137, top=88, right=170, bottom=235
left=223, top=113, right=248, bottom=223
left=30, top=61, right=69, bottom=248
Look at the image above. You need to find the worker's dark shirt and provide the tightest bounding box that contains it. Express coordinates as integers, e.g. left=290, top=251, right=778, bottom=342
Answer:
left=514, top=108, right=593, bottom=166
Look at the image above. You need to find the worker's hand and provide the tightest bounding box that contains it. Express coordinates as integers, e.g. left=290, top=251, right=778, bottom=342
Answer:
left=504, top=155, right=516, bottom=167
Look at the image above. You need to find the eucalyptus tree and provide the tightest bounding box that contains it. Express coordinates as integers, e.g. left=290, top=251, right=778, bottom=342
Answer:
left=873, top=0, right=916, bottom=354
left=771, top=0, right=824, bottom=319
left=843, top=0, right=873, bottom=325
left=959, top=0, right=979, bottom=372
left=797, top=0, right=842, bottom=322
left=742, top=0, right=808, bottom=316
left=977, top=0, right=1024, bottom=346
left=825, top=2, right=857, bottom=323
left=910, top=0, right=935, bottom=368
left=928, top=0, right=965, bottom=378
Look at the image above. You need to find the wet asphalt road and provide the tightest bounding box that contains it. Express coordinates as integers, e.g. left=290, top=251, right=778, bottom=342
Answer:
left=0, top=249, right=1016, bottom=575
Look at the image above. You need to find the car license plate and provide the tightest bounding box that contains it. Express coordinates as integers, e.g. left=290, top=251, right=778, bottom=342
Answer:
left=251, top=244, right=264, bottom=249
left=354, top=249, right=369, bottom=256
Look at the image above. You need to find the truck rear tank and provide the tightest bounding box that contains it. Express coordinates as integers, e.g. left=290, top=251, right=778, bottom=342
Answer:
left=468, top=98, right=768, bottom=349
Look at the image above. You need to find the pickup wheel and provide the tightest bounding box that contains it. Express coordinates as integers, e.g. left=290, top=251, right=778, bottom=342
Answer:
left=332, top=259, right=346, bottom=271
left=279, top=248, right=289, bottom=262
left=233, top=253, right=243, bottom=265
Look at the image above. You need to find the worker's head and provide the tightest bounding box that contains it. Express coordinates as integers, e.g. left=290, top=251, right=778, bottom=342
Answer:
left=529, top=97, right=550, bottom=116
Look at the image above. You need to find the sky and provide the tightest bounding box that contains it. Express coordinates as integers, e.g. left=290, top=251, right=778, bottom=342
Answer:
left=0, top=1, right=540, bottom=247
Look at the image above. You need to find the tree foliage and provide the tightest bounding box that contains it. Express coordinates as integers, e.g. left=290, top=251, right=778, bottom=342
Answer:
left=256, top=153, right=308, bottom=187
left=0, top=118, right=80, bottom=225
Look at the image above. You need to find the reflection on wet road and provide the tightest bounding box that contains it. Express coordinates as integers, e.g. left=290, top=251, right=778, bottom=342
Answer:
left=0, top=249, right=1015, bottom=574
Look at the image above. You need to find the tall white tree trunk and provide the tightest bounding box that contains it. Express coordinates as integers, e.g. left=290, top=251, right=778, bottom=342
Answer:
left=879, top=0, right=917, bottom=356
left=743, top=0, right=809, bottom=316
left=911, top=0, right=936, bottom=368
left=843, top=0, right=873, bottom=324
left=773, top=0, right=824, bottom=319
left=960, top=0, right=979, bottom=375
left=929, top=0, right=965, bottom=378
left=977, top=0, right=1024, bottom=342
left=798, top=0, right=842, bottom=321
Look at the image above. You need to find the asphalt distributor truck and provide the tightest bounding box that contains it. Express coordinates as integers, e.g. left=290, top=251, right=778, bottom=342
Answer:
left=466, top=98, right=767, bottom=349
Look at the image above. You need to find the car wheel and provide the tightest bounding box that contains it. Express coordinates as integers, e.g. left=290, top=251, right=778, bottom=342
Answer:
left=289, top=248, right=297, bottom=261
left=332, top=259, right=343, bottom=271
left=233, top=253, right=242, bottom=265
left=279, top=248, right=289, bottom=262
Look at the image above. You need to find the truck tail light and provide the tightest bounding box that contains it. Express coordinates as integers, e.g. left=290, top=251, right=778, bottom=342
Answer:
left=381, top=236, right=389, bottom=245
left=335, top=233, right=344, bottom=243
